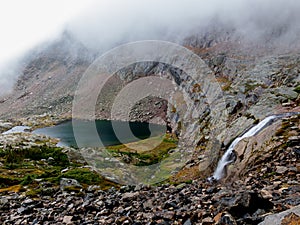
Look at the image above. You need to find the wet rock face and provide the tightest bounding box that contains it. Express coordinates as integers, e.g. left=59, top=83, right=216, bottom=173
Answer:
left=224, top=114, right=300, bottom=182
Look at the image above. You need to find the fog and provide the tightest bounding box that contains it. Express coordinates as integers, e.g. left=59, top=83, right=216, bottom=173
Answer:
left=68, top=0, right=300, bottom=51
left=0, top=0, right=95, bottom=96
left=1, top=0, right=300, bottom=96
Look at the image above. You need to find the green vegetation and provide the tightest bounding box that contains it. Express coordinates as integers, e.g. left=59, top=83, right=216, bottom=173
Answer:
left=0, top=145, right=68, bottom=188
left=0, top=134, right=179, bottom=194
left=106, top=134, right=178, bottom=166
left=21, top=174, right=38, bottom=185
left=262, top=171, right=276, bottom=178
left=244, top=80, right=267, bottom=94
left=61, top=168, right=102, bottom=185
left=1, top=145, right=69, bottom=168
left=0, top=144, right=117, bottom=193
left=294, top=85, right=300, bottom=93
left=0, top=176, right=21, bottom=188
left=25, top=188, right=42, bottom=197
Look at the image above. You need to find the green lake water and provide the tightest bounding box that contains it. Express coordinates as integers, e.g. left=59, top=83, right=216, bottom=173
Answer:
left=34, top=120, right=166, bottom=148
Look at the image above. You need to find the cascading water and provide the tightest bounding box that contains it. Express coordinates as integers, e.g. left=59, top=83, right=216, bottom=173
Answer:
left=209, top=112, right=300, bottom=182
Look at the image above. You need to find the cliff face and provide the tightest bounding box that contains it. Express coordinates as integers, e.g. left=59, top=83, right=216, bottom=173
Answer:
left=194, top=50, right=300, bottom=179
left=0, top=28, right=299, bottom=181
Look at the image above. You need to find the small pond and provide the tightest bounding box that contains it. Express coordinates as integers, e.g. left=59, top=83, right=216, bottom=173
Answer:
left=33, top=120, right=166, bottom=148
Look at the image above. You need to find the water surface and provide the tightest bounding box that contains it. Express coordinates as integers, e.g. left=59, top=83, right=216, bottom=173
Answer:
left=34, top=120, right=166, bottom=148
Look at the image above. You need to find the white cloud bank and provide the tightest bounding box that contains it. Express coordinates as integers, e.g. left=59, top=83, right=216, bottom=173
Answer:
left=0, top=0, right=95, bottom=96
left=68, top=0, right=300, bottom=50
left=1, top=0, right=300, bottom=96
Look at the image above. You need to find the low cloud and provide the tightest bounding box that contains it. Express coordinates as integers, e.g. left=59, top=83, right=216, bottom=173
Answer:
left=67, top=0, right=300, bottom=50
left=1, top=0, right=300, bottom=96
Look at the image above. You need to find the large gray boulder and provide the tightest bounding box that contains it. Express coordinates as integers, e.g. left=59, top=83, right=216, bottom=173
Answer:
left=259, top=205, right=300, bottom=225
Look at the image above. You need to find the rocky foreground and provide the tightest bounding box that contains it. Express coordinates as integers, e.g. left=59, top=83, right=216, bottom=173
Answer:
left=0, top=173, right=299, bottom=225
left=0, top=115, right=299, bottom=225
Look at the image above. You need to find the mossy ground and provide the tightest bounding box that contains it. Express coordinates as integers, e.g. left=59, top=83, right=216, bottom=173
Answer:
left=106, top=134, right=178, bottom=166
left=0, top=134, right=179, bottom=195
left=0, top=144, right=117, bottom=195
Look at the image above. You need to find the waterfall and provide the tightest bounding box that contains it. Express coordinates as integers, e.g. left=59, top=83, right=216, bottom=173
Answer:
left=209, top=112, right=300, bottom=182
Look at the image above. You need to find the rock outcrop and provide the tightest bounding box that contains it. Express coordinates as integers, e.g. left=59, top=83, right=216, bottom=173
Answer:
left=259, top=205, right=300, bottom=225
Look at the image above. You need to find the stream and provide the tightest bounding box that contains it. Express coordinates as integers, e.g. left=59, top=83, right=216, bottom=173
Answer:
left=209, top=112, right=300, bottom=181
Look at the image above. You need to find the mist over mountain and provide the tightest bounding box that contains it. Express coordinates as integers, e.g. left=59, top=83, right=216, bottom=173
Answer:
left=67, top=0, right=300, bottom=51
left=1, top=0, right=300, bottom=96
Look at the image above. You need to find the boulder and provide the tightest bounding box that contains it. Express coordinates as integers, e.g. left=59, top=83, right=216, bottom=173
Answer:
left=62, top=215, right=73, bottom=224
left=272, top=87, right=298, bottom=100
left=60, top=178, right=82, bottom=191
left=259, top=205, right=300, bottom=225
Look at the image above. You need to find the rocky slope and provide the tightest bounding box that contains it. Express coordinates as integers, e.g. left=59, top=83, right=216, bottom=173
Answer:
left=0, top=31, right=94, bottom=120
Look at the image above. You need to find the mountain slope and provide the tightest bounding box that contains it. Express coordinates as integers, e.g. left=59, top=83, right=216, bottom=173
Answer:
left=0, top=28, right=299, bottom=179
left=0, top=32, right=93, bottom=119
